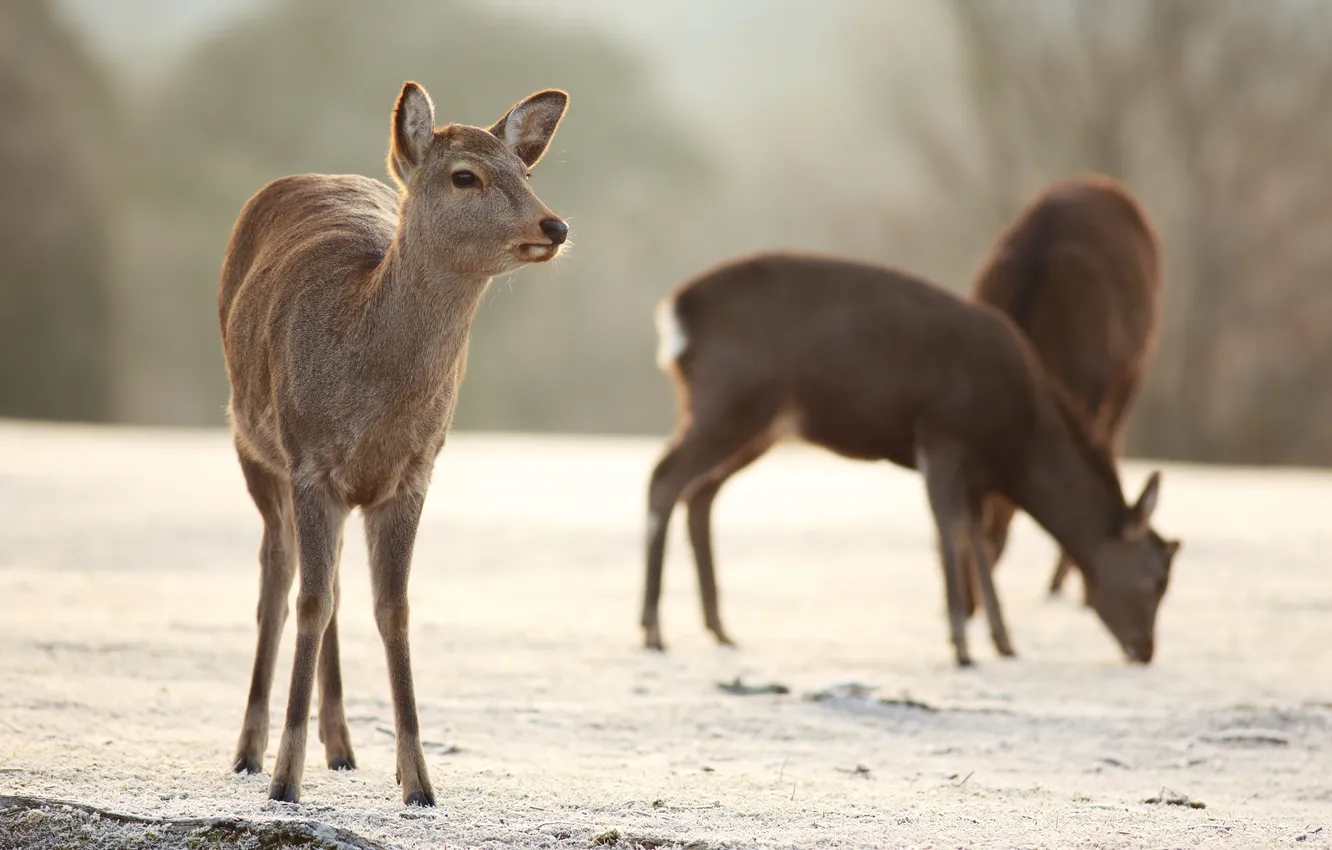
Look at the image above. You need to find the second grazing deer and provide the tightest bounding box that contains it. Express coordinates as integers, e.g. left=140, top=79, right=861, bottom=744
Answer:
left=971, top=175, right=1161, bottom=606
left=641, top=252, right=1180, bottom=667
left=219, top=81, right=568, bottom=805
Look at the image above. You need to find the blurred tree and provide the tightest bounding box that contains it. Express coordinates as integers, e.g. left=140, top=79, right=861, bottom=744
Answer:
left=120, top=0, right=709, bottom=432
left=856, top=0, right=1332, bottom=465
left=0, top=0, right=118, bottom=421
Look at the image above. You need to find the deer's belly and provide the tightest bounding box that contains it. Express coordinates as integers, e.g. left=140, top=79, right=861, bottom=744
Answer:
left=796, top=403, right=916, bottom=469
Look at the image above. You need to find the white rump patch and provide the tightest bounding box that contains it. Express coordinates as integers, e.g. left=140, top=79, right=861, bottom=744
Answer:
left=654, top=298, right=688, bottom=371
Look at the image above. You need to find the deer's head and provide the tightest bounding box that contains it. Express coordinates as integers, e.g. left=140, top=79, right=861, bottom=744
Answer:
left=1085, top=471, right=1182, bottom=663
left=387, top=81, right=568, bottom=277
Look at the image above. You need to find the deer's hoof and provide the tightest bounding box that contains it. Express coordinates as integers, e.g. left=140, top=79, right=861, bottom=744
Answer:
left=643, top=627, right=665, bottom=652
left=710, top=628, right=737, bottom=648
left=268, top=781, right=300, bottom=803
left=405, top=789, right=437, bottom=807
left=233, top=756, right=262, bottom=775
left=955, top=656, right=975, bottom=669
left=328, top=755, right=356, bottom=771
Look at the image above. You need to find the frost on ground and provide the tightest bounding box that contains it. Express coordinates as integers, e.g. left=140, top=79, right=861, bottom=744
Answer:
left=0, top=421, right=1329, bottom=849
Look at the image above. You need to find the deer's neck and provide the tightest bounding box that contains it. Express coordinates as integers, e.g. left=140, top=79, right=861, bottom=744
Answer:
left=1013, top=407, right=1126, bottom=570
left=364, top=227, right=492, bottom=384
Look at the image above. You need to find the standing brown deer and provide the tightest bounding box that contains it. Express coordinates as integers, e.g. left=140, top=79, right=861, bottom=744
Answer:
left=641, top=252, right=1180, bottom=667
left=219, top=81, right=568, bottom=805
left=972, top=175, right=1161, bottom=606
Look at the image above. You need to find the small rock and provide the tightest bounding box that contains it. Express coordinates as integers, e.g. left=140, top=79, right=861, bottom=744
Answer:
left=717, top=677, right=789, bottom=696
left=1142, top=788, right=1206, bottom=809
left=1199, top=729, right=1290, bottom=747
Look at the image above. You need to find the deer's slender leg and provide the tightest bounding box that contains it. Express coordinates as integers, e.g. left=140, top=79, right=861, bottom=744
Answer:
left=643, top=398, right=778, bottom=651
left=917, top=441, right=975, bottom=668
left=268, top=481, right=348, bottom=803
left=317, top=535, right=355, bottom=770
left=969, top=494, right=1015, bottom=619
left=363, top=486, right=433, bottom=807
left=1047, top=552, right=1075, bottom=596
left=967, top=512, right=1016, bottom=658
left=233, top=452, right=296, bottom=775
left=684, top=437, right=773, bottom=647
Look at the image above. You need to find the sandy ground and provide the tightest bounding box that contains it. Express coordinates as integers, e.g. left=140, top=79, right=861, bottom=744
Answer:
left=0, top=420, right=1329, bottom=849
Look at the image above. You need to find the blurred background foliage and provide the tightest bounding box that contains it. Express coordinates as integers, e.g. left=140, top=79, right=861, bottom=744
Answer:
left=2, top=0, right=1329, bottom=464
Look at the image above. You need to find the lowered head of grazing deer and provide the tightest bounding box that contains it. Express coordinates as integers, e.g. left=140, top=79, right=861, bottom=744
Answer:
left=1033, top=394, right=1180, bottom=663
left=642, top=252, right=1180, bottom=667
left=971, top=174, right=1162, bottom=607
left=219, top=81, right=567, bottom=806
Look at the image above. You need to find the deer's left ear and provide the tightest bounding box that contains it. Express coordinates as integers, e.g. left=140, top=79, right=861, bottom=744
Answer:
left=488, top=89, right=567, bottom=166
left=1123, top=471, right=1162, bottom=541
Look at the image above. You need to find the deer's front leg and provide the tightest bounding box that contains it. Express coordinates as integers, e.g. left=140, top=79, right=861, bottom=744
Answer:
left=317, top=544, right=356, bottom=771
left=364, top=487, right=434, bottom=807
left=967, top=515, right=1016, bottom=658
left=233, top=455, right=296, bottom=775
left=269, top=482, right=349, bottom=803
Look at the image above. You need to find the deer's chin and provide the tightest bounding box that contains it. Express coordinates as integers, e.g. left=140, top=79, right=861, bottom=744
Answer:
left=515, top=243, right=561, bottom=263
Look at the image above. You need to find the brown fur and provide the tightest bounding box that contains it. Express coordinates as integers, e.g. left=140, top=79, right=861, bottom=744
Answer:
left=219, top=81, right=568, bottom=806
left=642, top=252, right=1180, bottom=667
left=971, top=175, right=1162, bottom=606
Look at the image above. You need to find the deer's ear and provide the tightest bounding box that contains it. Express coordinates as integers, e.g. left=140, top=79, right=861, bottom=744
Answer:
left=389, top=81, right=435, bottom=188
left=488, top=89, right=567, bottom=167
left=1123, top=471, right=1162, bottom=541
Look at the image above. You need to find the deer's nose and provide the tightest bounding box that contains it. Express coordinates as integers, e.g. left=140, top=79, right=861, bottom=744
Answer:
left=1125, top=636, right=1154, bottom=664
left=540, top=219, right=568, bottom=245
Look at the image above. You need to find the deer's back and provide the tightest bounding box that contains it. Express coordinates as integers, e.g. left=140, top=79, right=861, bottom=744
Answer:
left=972, top=176, right=1160, bottom=431
left=219, top=174, right=405, bottom=475
left=219, top=174, right=398, bottom=334
left=670, top=252, right=1051, bottom=474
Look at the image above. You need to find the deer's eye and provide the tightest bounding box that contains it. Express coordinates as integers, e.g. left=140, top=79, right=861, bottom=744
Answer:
left=451, top=170, right=477, bottom=188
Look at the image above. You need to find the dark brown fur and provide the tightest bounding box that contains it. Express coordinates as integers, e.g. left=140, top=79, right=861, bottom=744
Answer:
left=972, top=175, right=1162, bottom=605
left=642, top=252, right=1180, bottom=667
left=219, top=81, right=568, bottom=806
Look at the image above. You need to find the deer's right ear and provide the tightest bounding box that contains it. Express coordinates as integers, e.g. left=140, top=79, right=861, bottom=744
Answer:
left=389, top=81, right=436, bottom=189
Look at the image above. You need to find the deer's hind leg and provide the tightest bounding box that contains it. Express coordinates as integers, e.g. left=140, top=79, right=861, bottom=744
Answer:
left=642, top=389, right=782, bottom=651
left=684, top=436, right=774, bottom=647
left=233, top=452, right=297, bottom=775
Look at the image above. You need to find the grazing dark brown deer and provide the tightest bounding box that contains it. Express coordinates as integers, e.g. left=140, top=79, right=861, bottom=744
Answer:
left=971, top=175, right=1162, bottom=606
left=220, top=81, right=568, bottom=805
left=641, top=252, right=1180, bottom=667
